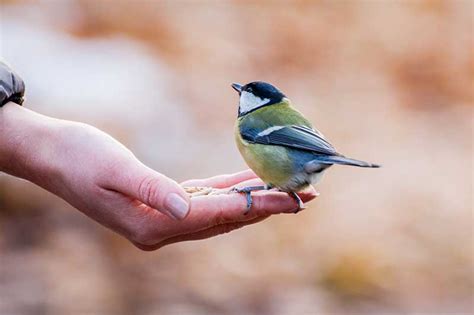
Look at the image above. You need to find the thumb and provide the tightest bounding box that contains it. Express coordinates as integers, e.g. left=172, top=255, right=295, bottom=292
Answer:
left=111, top=162, right=191, bottom=220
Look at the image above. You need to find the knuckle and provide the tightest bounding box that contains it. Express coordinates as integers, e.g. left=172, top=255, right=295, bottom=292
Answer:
left=137, top=175, right=164, bottom=207
left=251, top=195, right=265, bottom=215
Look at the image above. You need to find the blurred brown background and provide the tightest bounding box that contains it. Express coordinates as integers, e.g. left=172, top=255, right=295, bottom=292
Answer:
left=0, top=1, right=472, bottom=314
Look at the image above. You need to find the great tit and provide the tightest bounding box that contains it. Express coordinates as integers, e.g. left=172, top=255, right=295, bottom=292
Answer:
left=231, top=81, right=379, bottom=211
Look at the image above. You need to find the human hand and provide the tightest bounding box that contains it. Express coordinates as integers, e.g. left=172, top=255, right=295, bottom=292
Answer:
left=136, top=170, right=317, bottom=250
left=0, top=104, right=317, bottom=250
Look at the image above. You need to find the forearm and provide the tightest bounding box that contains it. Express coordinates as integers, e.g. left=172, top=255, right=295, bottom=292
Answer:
left=0, top=102, right=59, bottom=182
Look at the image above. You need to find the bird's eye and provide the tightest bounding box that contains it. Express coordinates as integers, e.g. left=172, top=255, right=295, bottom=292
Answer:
left=247, top=87, right=253, bottom=93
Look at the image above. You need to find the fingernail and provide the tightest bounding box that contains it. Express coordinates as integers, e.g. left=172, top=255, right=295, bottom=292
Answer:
left=164, top=193, right=190, bottom=220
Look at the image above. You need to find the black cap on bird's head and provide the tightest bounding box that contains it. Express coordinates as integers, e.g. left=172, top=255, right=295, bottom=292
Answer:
left=232, top=81, right=286, bottom=117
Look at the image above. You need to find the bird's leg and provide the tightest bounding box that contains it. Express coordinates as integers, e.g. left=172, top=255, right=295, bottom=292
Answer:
left=288, top=192, right=306, bottom=213
left=230, top=185, right=268, bottom=214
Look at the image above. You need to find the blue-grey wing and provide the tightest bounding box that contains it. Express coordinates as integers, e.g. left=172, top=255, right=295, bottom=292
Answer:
left=241, top=125, right=338, bottom=156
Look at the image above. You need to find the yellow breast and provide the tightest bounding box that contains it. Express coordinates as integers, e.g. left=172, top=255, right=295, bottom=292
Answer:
left=234, top=121, right=294, bottom=188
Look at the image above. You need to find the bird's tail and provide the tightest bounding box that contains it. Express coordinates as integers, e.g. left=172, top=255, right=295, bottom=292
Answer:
left=313, top=155, right=381, bottom=168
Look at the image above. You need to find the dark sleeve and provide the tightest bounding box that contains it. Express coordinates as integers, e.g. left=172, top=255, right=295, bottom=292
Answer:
left=0, top=61, right=25, bottom=107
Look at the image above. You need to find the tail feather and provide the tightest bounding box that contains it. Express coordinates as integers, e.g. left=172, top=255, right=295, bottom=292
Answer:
left=312, top=155, right=381, bottom=168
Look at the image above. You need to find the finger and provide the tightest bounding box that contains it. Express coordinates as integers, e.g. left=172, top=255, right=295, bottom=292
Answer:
left=111, top=187, right=318, bottom=248
left=134, top=216, right=269, bottom=251
left=181, top=169, right=257, bottom=188
left=155, top=189, right=317, bottom=238
left=226, top=178, right=319, bottom=202
left=103, top=161, right=190, bottom=220
left=230, top=177, right=266, bottom=189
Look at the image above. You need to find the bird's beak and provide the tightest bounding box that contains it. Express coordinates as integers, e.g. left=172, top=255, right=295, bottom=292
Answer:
left=231, top=83, right=242, bottom=94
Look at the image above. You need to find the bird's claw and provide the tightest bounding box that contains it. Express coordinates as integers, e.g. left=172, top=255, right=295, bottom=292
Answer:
left=289, top=192, right=305, bottom=213
left=230, top=187, right=254, bottom=214
left=230, top=185, right=266, bottom=214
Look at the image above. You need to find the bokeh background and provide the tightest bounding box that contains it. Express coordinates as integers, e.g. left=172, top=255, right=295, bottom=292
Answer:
left=0, top=1, right=472, bottom=314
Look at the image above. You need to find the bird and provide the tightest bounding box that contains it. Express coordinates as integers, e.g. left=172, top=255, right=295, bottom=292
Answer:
left=231, top=81, right=380, bottom=212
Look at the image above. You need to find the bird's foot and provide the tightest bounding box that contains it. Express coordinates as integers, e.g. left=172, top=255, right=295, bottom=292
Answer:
left=230, top=185, right=267, bottom=214
left=289, top=192, right=306, bottom=213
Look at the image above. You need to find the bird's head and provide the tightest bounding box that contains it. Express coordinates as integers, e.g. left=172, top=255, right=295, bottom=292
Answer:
left=232, top=81, right=286, bottom=117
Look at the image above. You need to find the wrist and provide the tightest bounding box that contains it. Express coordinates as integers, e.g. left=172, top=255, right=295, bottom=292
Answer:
left=0, top=102, right=59, bottom=182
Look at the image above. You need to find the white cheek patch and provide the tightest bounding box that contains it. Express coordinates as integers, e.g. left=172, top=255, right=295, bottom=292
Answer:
left=239, top=91, right=270, bottom=115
